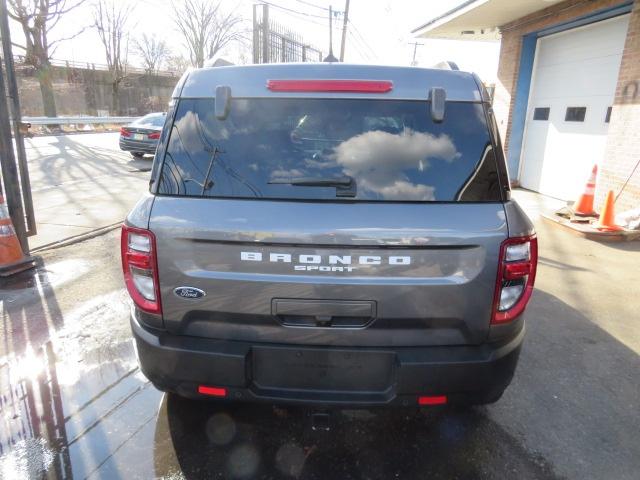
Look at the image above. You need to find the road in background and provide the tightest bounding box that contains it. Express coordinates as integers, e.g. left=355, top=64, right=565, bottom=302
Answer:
left=0, top=191, right=639, bottom=479
left=24, top=133, right=151, bottom=249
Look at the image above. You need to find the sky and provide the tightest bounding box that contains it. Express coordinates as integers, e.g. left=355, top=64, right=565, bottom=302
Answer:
left=8, top=0, right=500, bottom=82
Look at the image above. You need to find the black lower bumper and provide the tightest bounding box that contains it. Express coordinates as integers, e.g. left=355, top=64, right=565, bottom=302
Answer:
left=131, top=314, right=524, bottom=407
left=119, top=137, right=157, bottom=154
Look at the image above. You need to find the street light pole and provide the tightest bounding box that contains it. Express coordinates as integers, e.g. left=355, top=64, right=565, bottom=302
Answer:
left=323, top=5, right=338, bottom=62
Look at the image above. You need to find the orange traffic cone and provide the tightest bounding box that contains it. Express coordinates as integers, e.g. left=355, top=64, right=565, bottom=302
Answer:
left=0, top=195, right=36, bottom=277
left=596, top=190, right=623, bottom=232
left=573, top=164, right=597, bottom=216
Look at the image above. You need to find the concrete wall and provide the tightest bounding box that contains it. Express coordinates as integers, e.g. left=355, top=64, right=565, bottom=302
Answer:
left=16, top=63, right=180, bottom=117
left=494, top=0, right=640, bottom=213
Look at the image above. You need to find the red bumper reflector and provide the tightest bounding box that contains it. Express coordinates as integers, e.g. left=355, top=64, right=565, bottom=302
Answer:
left=198, top=385, right=227, bottom=397
left=418, top=395, right=447, bottom=406
left=267, top=79, right=393, bottom=93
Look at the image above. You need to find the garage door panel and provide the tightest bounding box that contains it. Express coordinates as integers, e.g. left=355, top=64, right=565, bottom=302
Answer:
left=519, top=15, right=629, bottom=200
left=533, top=56, right=625, bottom=99
left=535, top=18, right=629, bottom=66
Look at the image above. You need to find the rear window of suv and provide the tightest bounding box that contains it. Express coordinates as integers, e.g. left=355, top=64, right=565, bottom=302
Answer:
left=157, top=98, right=501, bottom=202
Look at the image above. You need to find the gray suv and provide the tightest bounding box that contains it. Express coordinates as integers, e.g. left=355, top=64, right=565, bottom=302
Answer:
left=121, top=64, right=537, bottom=407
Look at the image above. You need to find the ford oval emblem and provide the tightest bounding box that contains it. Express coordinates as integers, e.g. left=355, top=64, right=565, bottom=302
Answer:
left=173, top=287, right=206, bottom=299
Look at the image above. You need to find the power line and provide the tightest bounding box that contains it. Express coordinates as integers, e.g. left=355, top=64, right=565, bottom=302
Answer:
left=253, top=1, right=328, bottom=27
left=347, top=19, right=375, bottom=57
left=347, top=30, right=373, bottom=61
left=347, top=19, right=376, bottom=59
left=292, top=0, right=331, bottom=12
left=258, top=0, right=331, bottom=20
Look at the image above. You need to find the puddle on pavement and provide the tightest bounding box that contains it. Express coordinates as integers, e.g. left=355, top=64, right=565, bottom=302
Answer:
left=1, top=277, right=149, bottom=480
left=0, top=334, right=146, bottom=480
left=0, top=259, right=92, bottom=296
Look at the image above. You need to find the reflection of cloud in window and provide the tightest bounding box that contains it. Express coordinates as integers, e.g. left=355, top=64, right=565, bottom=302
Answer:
left=374, top=180, right=436, bottom=201
left=173, top=111, right=200, bottom=153
left=331, top=130, right=460, bottom=200
left=270, top=168, right=306, bottom=179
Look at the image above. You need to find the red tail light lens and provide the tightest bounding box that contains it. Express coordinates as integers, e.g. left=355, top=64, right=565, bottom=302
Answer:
left=267, top=79, right=393, bottom=93
left=418, top=395, right=447, bottom=406
left=121, top=225, right=162, bottom=314
left=120, top=127, right=131, bottom=137
left=198, top=385, right=227, bottom=397
left=148, top=131, right=160, bottom=140
left=492, top=235, right=538, bottom=324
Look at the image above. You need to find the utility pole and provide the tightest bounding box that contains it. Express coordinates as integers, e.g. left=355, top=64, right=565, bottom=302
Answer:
left=339, top=0, right=350, bottom=62
left=0, top=0, right=35, bottom=238
left=0, top=61, right=29, bottom=253
left=323, top=5, right=338, bottom=62
left=409, top=41, right=423, bottom=66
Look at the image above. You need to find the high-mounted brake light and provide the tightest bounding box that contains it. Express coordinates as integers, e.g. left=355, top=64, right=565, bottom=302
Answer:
left=491, top=235, right=538, bottom=324
left=267, top=79, right=393, bottom=93
left=120, top=127, right=131, bottom=137
left=121, top=225, right=162, bottom=314
left=148, top=131, right=161, bottom=140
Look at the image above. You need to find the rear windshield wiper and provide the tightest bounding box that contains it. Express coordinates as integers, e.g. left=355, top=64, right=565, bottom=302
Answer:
left=268, top=176, right=357, bottom=197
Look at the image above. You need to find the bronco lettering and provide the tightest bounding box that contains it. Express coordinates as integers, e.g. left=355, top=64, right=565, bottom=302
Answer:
left=240, top=251, right=411, bottom=266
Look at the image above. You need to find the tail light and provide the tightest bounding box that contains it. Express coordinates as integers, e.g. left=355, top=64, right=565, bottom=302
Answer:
left=120, top=127, right=131, bottom=137
left=148, top=131, right=160, bottom=140
left=121, top=225, right=162, bottom=314
left=492, top=235, right=538, bottom=324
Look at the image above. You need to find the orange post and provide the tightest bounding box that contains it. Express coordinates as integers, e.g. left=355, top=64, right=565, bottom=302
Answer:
left=573, top=164, right=597, bottom=216
left=596, top=190, right=623, bottom=232
left=0, top=195, right=36, bottom=277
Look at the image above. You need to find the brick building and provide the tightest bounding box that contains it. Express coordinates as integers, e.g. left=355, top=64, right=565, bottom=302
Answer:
left=413, top=0, right=640, bottom=213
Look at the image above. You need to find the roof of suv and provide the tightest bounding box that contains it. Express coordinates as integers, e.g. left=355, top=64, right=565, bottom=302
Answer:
left=176, top=63, right=485, bottom=102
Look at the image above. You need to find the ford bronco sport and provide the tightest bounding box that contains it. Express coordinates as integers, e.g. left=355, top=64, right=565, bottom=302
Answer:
left=122, top=63, right=537, bottom=406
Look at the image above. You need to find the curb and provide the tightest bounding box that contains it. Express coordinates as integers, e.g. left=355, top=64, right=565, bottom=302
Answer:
left=31, top=222, right=122, bottom=253
left=541, top=213, right=640, bottom=242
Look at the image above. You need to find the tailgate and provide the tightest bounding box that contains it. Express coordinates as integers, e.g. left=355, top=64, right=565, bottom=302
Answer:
left=150, top=197, right=507, bottom=346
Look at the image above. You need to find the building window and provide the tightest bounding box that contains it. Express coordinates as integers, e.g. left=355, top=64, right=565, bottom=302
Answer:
left=533, top=107, right=550, bottom=121
left=605, top=106, right=612, bottom=123
left=565, top=107, right=586, bottom=122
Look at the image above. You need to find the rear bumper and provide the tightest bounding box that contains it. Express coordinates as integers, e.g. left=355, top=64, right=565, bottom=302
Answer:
left=131, top=313, right=524, bottom=406
left=119, top=137, right=157, bottom=154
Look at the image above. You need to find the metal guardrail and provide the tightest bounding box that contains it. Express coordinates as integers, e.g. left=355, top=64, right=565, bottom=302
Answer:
left=14, top=55, right=181, bottom=78
left=22, top=116, right=140, bottom=125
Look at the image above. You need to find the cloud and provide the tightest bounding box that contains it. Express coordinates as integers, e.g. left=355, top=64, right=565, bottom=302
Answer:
left=330, top=129, right=459, bottom=200
left=373, top=180, right=436, bottom=201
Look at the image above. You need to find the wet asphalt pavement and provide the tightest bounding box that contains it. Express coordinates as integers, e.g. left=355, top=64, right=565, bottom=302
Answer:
left=1, top=191, right=639, bottom=479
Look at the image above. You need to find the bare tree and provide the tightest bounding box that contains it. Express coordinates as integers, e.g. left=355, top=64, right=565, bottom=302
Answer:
left=166, top=54, right=191, bottom=75
left=7, top=0, right=87, bottom=117
left=134, top=33, right=170, bottom=74
left=92, top=0, right=133, bottom=115
left=172, top=0, right=244, bottom=68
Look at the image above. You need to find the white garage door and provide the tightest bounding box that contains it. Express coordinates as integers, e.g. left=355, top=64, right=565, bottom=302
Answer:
left=519, top=14, right=630, bottom=200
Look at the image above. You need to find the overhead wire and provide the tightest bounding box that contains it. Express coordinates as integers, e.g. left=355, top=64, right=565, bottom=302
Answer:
left=292, top=0, right=331, bottom=12
left=347, top=18, right=376, bottom=59
left=258, top=0, right=332, bottom=20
